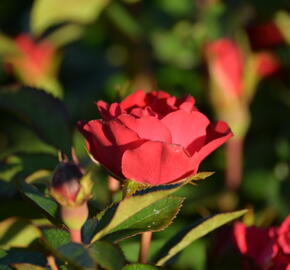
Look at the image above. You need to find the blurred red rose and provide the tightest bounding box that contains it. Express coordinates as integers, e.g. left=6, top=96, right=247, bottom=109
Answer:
left=254, top=52, right=280, bottom=78
left=78, top=90, right=233, bottom=185
left=233, top=222, right=278, bottom=269
left=247, top=22, right=284, bottom=50
left=5, top=34, right=55, bottom=86
left=205, top=39, right=244, bottom=99
left=233, top=217, right=290, bottom=270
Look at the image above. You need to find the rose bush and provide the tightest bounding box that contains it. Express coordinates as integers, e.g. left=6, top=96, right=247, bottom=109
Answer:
left=78, top=90, right=232, bottom=185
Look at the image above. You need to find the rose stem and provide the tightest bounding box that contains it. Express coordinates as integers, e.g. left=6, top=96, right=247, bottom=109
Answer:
left=139, top=231, right=152, bottom=264
left=69, top=228, right=82, bottom=243
left=225, top=137, right=244, bottom=190
left=47, top=255, right=59, bottom=270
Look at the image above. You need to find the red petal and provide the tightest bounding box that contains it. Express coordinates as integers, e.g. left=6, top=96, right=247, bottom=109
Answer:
left=278, top=215, right=290, bottom=254
left=176, top=95, right=197, bottom=113
left=161, top=110, right=209, bottom=149
left=195, top=121, right=233, bottom=161
left=117, top=114, right=172, bottom=143
left=130, top=106, right=157, bottom=118
left=78, top=119, right=144, bottom=178
left=122, top=141, right=198, bottom=185
left=96, top=101, right=123, bottom=120
left=120, top=90, right=146, bottom=110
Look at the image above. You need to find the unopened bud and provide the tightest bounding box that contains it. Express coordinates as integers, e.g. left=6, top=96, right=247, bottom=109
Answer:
left=50, top=161, right=93, bottom=231
left=50, top=162, right=83, bottom=207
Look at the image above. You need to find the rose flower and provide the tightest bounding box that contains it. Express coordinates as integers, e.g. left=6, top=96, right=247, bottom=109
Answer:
left=233, top=216, right=290, bottom=270
left=78, top=90, right=233, bottom=185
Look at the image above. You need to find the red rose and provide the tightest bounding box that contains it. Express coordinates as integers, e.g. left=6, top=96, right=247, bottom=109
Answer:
left=233, top=222, right=279, bottom=269
left=78, top=90, right=232, bottom=185
left=205, top=39, right=244, bottom=99
left=254, top=52, right=280, bottom=78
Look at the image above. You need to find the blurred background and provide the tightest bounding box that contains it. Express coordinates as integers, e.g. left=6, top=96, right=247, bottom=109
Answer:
left=0, top=0, right=290, bottom=269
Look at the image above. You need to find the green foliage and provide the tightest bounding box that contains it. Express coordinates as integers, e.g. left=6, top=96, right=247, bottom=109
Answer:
left=102, top=196, right=184, bottom=242
left=31, top=0, right=109, bottom=35
left=0, top=87, right=72, bottom=154
left=122, top=264, right=161, bottom=270
left=90, top=240, right=126, bottom=270
left=17, top=181, right=60, bottom=225
left=153, top=209, right=248, bottom=266
left=0, top=218, right=41, bottom=249
left=41, top=228, right=70, bottom=250
left=91, top=183, right=183, bottom=242
left=57, top=242, right=96, bottom=269
left=11, top=264, right=47, bottom=270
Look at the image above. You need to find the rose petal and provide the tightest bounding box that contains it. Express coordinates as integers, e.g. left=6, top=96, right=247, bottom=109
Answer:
left=130, top=106, right=157, bottom=118
left=120, top=90, right=146, bottom=110
left=145, top=91, right=177, bottom=117
left=78, top=119, right=145, bottom=178
left=122, top=141, right=199, bottom=185
left=278, top=215, right=290, bottom=254
left=117, top=114, right=172, bottom=143
left=176, top=95, right=197, bottom=113
left=161, top=110, right=210, bottom=149
left=195, top=121, right=233, bottom=161
left=233, top=222, right=278, bottom=267
left=96, top=101, right=123, bottom=120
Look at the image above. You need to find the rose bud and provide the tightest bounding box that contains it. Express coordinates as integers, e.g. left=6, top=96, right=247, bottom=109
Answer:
left=78, top=90, right=233, bottom=186
left=50, top=161, right=92, bottom=230
left=205, top=38, right=244, bottom=100
left=254, top=52, right=280, bottom=78
left=5, top=34, right=56, bottom=87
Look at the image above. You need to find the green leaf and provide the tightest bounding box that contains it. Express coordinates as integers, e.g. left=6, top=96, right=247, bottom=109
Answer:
left=45, top=25, right=84, bottom=48
left=0, top=265, right=13, bottom=270
left=31, top=0, right=109, bottom=35
left=0, top=35, right=17, bottom=56
left=17, top=181, right=60, bottom=225
left=11, top=264, right=47, bottom=270
left=89, top=241, right=126, bottom=270
left=154, top=209, right=248, bottom=266
left=106, top=2, right=142, bottom=40
left=57, top=243, right=95, bottom=269
left=41, top=228, right=70, bottom=250
left=0, top=87, right=72, bottom=154
left=122, top=264, right=161, bottom=270
left=91, top=183, right=183, bottom=242
left=82, top=218, right=99, bottom=244
left=103, top=196, right=184, bottom=242
left=0, top=218, right=41, bottom=249
left=188, top=172, right=214, bottom=183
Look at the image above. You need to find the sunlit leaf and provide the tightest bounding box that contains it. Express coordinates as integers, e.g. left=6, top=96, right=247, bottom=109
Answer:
left=91, top=183, right=183, bottom=242
left=11, top=264, right=47, bottom=270
left=0, top=218, right=41, bottom=249
left=102, top=196, right=184, bottom=242
left=154, top=209, right=248, bottom=266
left=31, top=0, right=110, bottom=35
